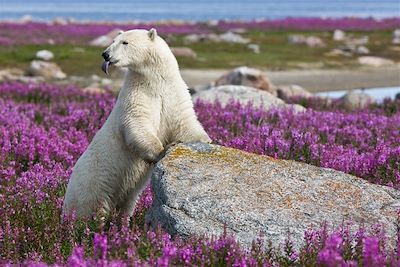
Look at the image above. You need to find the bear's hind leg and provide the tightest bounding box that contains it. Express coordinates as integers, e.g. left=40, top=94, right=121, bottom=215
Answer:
left=118, top=165, right=154, bottom=216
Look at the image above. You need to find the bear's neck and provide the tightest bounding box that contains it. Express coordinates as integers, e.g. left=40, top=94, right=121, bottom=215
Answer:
left=121, top=65, right=184, bottom=95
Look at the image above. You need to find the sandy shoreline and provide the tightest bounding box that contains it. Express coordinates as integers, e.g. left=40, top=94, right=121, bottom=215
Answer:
left=181, top=65, right=400, bottom=93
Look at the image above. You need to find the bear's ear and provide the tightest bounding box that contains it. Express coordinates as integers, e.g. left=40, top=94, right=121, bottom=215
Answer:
left=118, top=30, right=124, bottom=35
left=148, top=28, right=157, bottom=41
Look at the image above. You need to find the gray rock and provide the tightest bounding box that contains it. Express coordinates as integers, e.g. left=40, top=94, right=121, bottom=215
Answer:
left=288, top=34, right=306, bottom=45
left=340, top=90, right=374, bottom=109
left=215, top=66, right=276, bottom=95
left=36, top=50, right=54, bottom=61
left=305, top=36, right=325, bottom=47
left=183, top=33, right=221, bottom=44
left=219, top=31, right=250, bottom=44
left=277, top=84, right=313, bottom=100
left=192, top=85, right=305, bottom=112
left=147, top=143, right=400, bottom=249
left=288, top=35, right=325, bottom=47
left=170, top=47, right=197, bottom=58
left=26, top=60, right=66, bottom=80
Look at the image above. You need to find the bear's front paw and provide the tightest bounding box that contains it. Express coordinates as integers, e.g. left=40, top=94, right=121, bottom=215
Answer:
left=154, top=141, right=181, bottom=162
left=142, top=142, right=164, bottom=164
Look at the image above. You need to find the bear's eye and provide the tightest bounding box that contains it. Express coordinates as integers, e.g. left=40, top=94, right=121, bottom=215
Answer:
left=122, top=41, right=128, bottom=45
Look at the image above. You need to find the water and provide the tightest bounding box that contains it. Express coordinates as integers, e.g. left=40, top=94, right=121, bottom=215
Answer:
left=0, top=0, right=399, bottom=22
left=316, top=87, right=400, bottom=102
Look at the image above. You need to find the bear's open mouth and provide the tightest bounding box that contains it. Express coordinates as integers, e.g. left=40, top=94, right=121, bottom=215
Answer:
left=101, top=60, right=118, bottom=75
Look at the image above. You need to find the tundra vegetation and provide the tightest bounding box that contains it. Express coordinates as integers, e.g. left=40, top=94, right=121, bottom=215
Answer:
left=0, top=82, right=399, bottom=266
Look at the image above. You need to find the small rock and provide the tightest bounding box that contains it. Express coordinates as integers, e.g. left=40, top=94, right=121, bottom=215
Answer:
left=170, top=47, right=197, bottom=58
left=147, top=143, right=400, bottom=249
left=90, top=28, right=123, bottom=47
left=183, top=33, right=221, bottom=44
left=0, top=68, right=25, bottom=81
left=288, top=35, right=325, bottom=47
left=27, top=60, right=67, bottom=80
left=305, top=36, right=325, bottom=47
left=358, top=56, right=395, bottom=67
left=36, top=50, right=54, bottom=61
left=340, top=91, right=374, bottom=109
left=333, top=29, right=346, bottom=41
left=215, top=66, right=276, bottom=95
left=219, top=31, right=250, bottom=44
left=247, top=43, right=260, bottom=54
left=277, top=85, right=313, bottom=100
left=192, top=85, right=304, bottom=112
left=288, top=34, right=306, bottom=45
left=355, top=45, right=370, bottom=55
left=52, top=17, right=68, bottom=25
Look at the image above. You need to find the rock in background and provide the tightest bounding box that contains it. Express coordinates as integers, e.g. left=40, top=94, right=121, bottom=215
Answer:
left=147, top=143, right=400, bottom=250
left=340, top=90, right=374, bottom=109
left=192, top=85, right=305, bottom=112
left=215, top=66, right=276, bottom=95
left=27, top=60, right=66, bottom=80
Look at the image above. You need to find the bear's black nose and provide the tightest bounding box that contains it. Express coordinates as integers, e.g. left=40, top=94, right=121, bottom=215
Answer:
left=102, top=51, right=110, bottom=61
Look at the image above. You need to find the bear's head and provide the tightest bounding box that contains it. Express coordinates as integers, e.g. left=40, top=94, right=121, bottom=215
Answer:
left=101, top=28, right=174, bottom=75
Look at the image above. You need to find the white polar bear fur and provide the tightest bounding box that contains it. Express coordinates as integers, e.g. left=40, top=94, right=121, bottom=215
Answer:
left=62, top=29, right=211, bottom=218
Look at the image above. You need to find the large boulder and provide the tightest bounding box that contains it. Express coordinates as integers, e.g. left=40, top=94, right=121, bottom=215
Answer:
left=215, top=66, right=276, bottom=95
left=147, top=143, right=400, bottom=249
left=340, top=90, right=374, bottom=109
left=192, top=85, right=305, bottom=112
left=26, top=60, right=66, bottom=80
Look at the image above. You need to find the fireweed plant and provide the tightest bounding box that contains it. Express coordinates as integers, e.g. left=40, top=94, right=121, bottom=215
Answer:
left=0, top=17, right=399, bottom=46
left=0, top=82, right=399, bottom=266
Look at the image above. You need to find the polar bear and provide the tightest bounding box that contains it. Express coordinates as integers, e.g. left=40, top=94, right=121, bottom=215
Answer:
left=62, top=28, right=211, bottom=218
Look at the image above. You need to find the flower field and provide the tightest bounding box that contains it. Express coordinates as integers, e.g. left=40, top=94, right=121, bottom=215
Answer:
left=0, top=17, right=399, bottom=46
left=0, top=82, right=399, bottom=266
